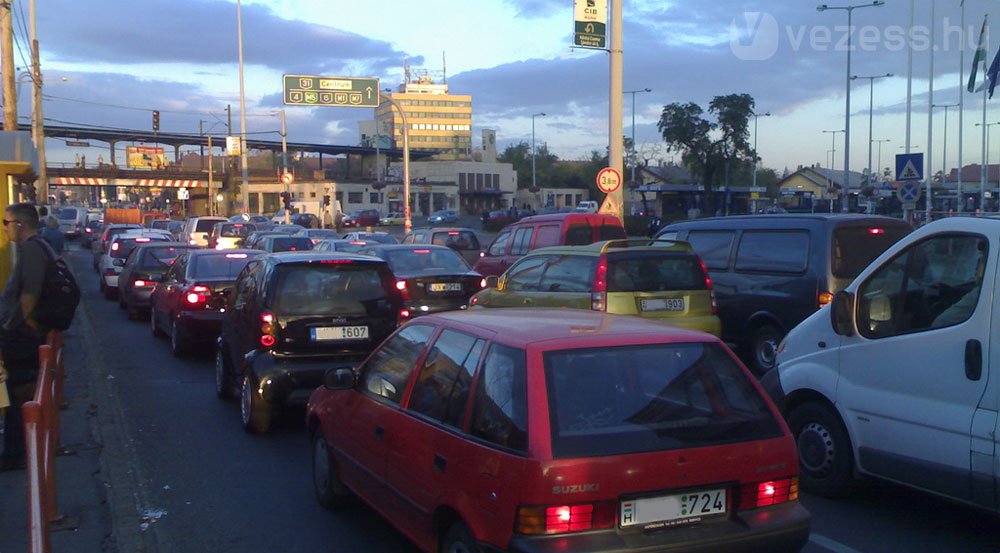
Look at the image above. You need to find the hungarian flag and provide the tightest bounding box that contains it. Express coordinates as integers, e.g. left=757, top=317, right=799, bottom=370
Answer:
left=969, top=15, right=989, bottom=93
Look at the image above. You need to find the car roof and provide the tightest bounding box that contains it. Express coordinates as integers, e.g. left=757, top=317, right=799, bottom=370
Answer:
left=663, top=213, right=910, bottom=229
left=529, top=238, right=694, bottom=256
left=419, top=308, right=715, bottom=349
left=367, top=244, right=453, bottom=252
left=185, top=248, right=262, bottom=258
left=264, top=252, right=386, bottom=265
left=512, top=212, right=623, bottom=224
left=408, top=227, right=476, bottom=233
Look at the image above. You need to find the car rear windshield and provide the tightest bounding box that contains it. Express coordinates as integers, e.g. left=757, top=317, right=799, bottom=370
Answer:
left=544, top=342, right=782, bottom=458
left=271, top=264, right=391, bottom=316
left=58, top=209, right=79, bottom=220
left=113, top=238, right=165, bottom=258
left=385, top=248, right=469, bottom=274
left=331, top=241, right=369, bottom=253
left=150, top=220, right=172, bottom=230
left=607, top=252, right=708, bottom=293
left=364, top=233, right=397, bottom=244
left=139, top=247, right=187, bottom=271
left=832, top=225, right=910, bottom=279
left=190, top=254, right=257, bottom=279
left=270, top=237, right=313, bottom=252
left=219, top=223, right=254, bottom=238
left=195, top=219, right=221, bottom=233
left=431, top=231, right=480, bottom=250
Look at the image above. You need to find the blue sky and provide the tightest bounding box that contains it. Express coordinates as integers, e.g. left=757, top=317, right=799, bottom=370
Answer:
left=22, top=0, right=1000, bottom=179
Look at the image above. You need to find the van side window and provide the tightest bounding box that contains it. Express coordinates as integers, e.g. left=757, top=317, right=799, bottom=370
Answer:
left=359, top=324, right=435, bottom=404
left=505, top=256, right=550, bottom=292
left=858, top=235, right=988, bottom=338
left=686, top=231, right=735, bottom=270
left=565, top=224, right=592, bottom=246
left=540, top=255, right=596, bottom=292
left=408, top=329, right=485, bottom=428
left=510, top=227, right=534, bottom=255
left=735, top=231, right=809, bottom=273
left=533, top=225, right=561, bottom=249
left=471, top=344, right=528, bottom=451
left=487, top=231, right=512, bottom=256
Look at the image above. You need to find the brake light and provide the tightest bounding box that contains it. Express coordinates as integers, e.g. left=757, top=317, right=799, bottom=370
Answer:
left=515, top=502, right=615, bottom=535
left=818, top=291, right=834, bottom=307
left=136, top=237, right=151, bottom=242
left=260, top=311, right=277, bottom=347
left=349, top=241, right=365, bottom=246
left=479, top=251, right=485, bottom=258
left=447, top=231, right=460, bottom=235
left=399, top=309, right=411, bottom=320
left=318, top=259, right=354, bottom=264
left=111, top=242, right=119, bottom=251
left=413, top=249, right=430, bottom=254
left=133, top=280, right=149, bottom=288
left=698, top=258, right=718, bottom=315
left=260, top=335, right=276, bottom=347
left=738, top=478, right=799, bottom=510
left=396, top=280, right=410, bottom=300
left=261, top=313, right=274, bottom=324
left=480, top=278, right=487, bottom=289
left=869, top=228, right=885, bottom=235
left=185, top=285, right=211, bottom=305
left=591, top=255, right=607, bottom=311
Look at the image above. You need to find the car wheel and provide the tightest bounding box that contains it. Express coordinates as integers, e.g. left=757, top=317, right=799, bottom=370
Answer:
left=103, top=284, right=116, bottom=301
left=118, top=295, right=127, bottom=310
left=126, top=306, right=140, bottom=321
left=215, top=345, right=233, bottom=400
left=241, top=375, right=271, bottom=434
left=313, top=430, right=350, bottom=509
left=440, top=521, right=482, bottom=553
left=749, top=324, right=783, bottom=376
left=170, top=318, right=190, bottom=357
left=150, top=308, right=164, bottom=337
left=787, top=402, right=857, bottom=497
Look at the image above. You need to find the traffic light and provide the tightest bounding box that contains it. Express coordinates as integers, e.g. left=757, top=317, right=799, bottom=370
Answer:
left=322, top=195, right=330, bottom=207
left=152, top=110, right=160, bottom=131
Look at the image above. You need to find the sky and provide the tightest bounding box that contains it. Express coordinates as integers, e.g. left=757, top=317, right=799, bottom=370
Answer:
left=19, top=0, right=1000, bottom=179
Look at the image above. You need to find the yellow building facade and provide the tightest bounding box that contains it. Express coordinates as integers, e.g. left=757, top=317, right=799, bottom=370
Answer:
left=376, top=77, right=472, bottom=161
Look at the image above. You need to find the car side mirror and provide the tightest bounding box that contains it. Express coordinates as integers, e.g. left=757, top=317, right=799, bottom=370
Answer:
left=113, top=258, right=126, bottom=267
left=485, top=276, right=499, bottom=289
left=323, top=367, right=355, bottom=390
left=830, top=291, right=855, bottom=337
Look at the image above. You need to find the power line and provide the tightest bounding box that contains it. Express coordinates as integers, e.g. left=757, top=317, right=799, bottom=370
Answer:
left=42, top=93, right=282, bottom=119
left=11, top=1, right=32, bottom=80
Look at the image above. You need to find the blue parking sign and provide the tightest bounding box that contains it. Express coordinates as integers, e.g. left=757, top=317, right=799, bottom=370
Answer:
left=895, top=153, right=924, bottom=182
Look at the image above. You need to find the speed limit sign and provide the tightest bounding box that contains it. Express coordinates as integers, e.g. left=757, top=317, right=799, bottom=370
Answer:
left=280, top=172, right=294, bottom=185
left=596, top=167, right=622, bottom=194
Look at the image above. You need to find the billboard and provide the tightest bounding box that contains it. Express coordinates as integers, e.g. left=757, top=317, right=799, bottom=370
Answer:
left=126, top=146, right=167, bottom=170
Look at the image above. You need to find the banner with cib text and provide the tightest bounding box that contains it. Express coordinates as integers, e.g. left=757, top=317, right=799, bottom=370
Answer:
left=574, top=0, right=607, bottom=49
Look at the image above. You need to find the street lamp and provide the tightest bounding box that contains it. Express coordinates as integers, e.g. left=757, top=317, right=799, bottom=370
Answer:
left=873, top=139, right=891, bottom=182
left=932, top=103, right=958, bottom=193
left=823, top=129, right=845, bottom=212
left=818, top=1, right=886, bottom=212
left=975, top=121, right=1000, bottom=211
left=851, top=73, right=893, bottom=185
left=236, top=0, right=250, bottom=213
left=625, top=88, right=651, bottom=186
left=752, top=111, right=771, bottom=212
left=531, top=112, right=546, bottom=193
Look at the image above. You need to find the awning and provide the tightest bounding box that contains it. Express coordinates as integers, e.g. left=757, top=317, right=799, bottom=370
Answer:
left=51, top=178, right=205, bottom=188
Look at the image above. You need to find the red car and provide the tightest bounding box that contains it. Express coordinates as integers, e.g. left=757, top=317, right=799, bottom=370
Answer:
left=343, top=209, right=380, bottom=228
left=306, top=309, right=809, bottom=553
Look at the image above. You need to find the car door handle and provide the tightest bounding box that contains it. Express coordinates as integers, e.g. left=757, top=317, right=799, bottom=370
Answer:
left=433, top=454, right=447, bottom=473
left=375, top=426, right=385, bottom=439
left=966, top=339, right=983, bottom=381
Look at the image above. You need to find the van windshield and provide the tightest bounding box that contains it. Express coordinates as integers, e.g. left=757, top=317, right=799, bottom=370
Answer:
left=607, top=252, right=708, bottom=292
left=58, top=209, right=79, bottom=220
left=544, top=343, right=782, bottom=458
left=832, top=225, right=910, bottom=279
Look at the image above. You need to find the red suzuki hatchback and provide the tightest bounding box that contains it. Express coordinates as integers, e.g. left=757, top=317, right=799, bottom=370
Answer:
left=306, top=309, right=809, bottom=553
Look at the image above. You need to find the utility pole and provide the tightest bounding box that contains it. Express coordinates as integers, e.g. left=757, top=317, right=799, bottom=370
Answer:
left=236, top=0, right=250, bottom=213
left=29, top=0, right=46, bottom=202
left=199, top=120, right=205, bottom=170
left=1, top=1, right=16, bottom=132
left=605, top=0, right=624, bottom=221
left=208, top=135, right=215, bottom=216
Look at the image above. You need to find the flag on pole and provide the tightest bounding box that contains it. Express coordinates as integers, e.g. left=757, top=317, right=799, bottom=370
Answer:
left=988, top=45, right=1000, bottom=98
left=969, top=15, right=989, bottom=93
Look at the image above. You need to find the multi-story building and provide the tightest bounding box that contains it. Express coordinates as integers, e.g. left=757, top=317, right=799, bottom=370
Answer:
left=375, top=75, right=473, bottom=161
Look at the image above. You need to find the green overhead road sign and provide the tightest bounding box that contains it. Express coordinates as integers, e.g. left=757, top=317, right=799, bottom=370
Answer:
left=573, top=0, right=607, bottom=49
left=283, top=75, right=380, bottom=108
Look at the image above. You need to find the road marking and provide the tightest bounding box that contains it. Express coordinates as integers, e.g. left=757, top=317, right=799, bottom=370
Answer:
left=810, top=533, right=867, bottom=553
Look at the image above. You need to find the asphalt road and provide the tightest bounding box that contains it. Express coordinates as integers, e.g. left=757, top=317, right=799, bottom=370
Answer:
left=69, top=241, right=1000, bottom=553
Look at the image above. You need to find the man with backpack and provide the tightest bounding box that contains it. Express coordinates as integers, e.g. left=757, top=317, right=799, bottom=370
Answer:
left=0, top=203, right=52, bottom=471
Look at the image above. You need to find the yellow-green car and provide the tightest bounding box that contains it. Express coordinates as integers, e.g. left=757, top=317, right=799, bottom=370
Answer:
left=469, top=239, right=721, bottom=336
left=379, top=212, right=406, bottom=226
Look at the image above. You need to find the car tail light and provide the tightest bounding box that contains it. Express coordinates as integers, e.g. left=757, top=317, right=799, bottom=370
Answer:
left=136, top=237, right=151, bottom=243
left=413, top=249, right=430, bottom=254
left=818, top=291, right=834, bottom=307
left=480, top=278, right=487, bottom=289
left=469, top=295, right=479, bottom=306
left=869, top=228, right=885, bottom=235
left=514, top=502, right=615, bottom=535
left=185, top=285, right=210, bottom=306
left=260, top=311, right=278, bottom=347
left=591, top=255, right=607, bottom=311
left=111, top=242, right=120, bottom=251
left=226, top=253, right=248, bottom=259
left=399, top=309, right=411, bottom=320
left=738, top=478, right=799, bottom=510
left=133, top=279, right=152, bottom=288
left=479, top=251, right=485, bottom=258
left=448, top=231, right=460, bottom=235
left=396, top=280, right=410, bottom=300
left=698, top=258, right=718, bottom=315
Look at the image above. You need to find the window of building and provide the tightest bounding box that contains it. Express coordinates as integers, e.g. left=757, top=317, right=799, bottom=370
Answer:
left=476, top=174, right=484, bottom=189
left=369, top=192, right=380, bottom=204
left=347, top=192, right=363, bottom=204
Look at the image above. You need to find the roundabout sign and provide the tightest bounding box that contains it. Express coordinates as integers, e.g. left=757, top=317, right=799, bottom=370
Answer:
left=596, top=167, right=622, bottom=194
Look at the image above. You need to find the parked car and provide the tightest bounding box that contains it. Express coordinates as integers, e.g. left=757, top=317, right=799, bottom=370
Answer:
left=257, top=235, right=314, bottom=253
left=656, top=214, right=912, bottom=374
left=574, top=200, right=600, bottom=213
left=216, top=252, right=405, bottom=433
left=99, top=232, right=172, bottom=299
left=474, top=212, right=627, bottom=277
left=207, top=222, right=257, bottom=250
left=150, top=249, right=263, bottom=356
left=312, top=239, right=373, bottom=253
left=427, top=209, right=459, bottom=225
left=118, top=242, right=198, bottom=320
left=358, top=244, right=484, bottom=316
left=402, top=227, right=481, bottom=266
left=767, top=216, right=997, bottom=510
left=343, top=209, right=380, bottom=228
left=295, top=228, right=342, bottom=244
left=181, top=216, right=228, bottom=247
left=379, top=212, right=405, bottom=226
left=471, top=239, right=721, bottom=336
left=290, top=213, right=320, bottom=229
left=93, top=224, right=143, bottom=270
left=306, top=308, right=809, bottom=553
left=340, top=231, right=398, bottom=245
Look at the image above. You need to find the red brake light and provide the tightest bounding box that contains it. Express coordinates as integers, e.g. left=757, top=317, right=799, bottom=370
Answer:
left=869, top=228, right=885, bottom=235
left=395, top=280, right=407, bottom=291
left=134, top=280, right=147, bottom=288
left=413, top=249, right=431, bottom=254
left=591, top=255, right=608, bottom=311
left=349, top=241, right=365, bottom=245
left=261, top=313, right=274, bottom=324
left=111, top=242, right=119, bottom=251
left=698, top=258, right=718, bottom=315
left=260, top=334, right=276, bottom=347
left=226, top=253, right=248, bottom=259
left=447, top=231, right=460, bottom=235
left=739, top=478, right=799, bottom=510
left=515, top=502, right=615, bottom=535
left=191, top=286, right=210, bottom=293
left=136, top=237, right=151, bottom=242
left=480, top=278, right=487, bottom=288
left=185, top=293, right=202, bottom=304
left=399, top=309, right=411, bottom=319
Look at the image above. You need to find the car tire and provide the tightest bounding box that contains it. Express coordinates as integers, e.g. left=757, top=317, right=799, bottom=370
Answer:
left=312, top=430, right=350, bottom=509
left=241, top=375, right=271, bottom=434
left=103, top=284, right=116, bottom=301
left=787, top=402, right=857, bottom=498
left=215, top=345, right=233, bottom=400
left=150, top=308, right=165, bottom=337
left=170, top=318, right=190, bottom=357
left=748, top=324, right=783, bottom=376
left=126, top=305, right=140, bottom=321
left=118, top=295, right=127, bottom=310
left=440, top=521, right=482, bottom=553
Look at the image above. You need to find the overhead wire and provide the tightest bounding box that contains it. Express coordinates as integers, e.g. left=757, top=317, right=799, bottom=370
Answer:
left=42, top=93, right=284, bottom=119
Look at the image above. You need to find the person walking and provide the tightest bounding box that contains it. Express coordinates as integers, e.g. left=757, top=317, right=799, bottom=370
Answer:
left=40, top=215, right=65, bottom=254
left=0, top=203, right=50, bottom=471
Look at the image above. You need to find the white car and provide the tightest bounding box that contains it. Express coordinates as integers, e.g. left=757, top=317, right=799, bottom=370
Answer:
left=98, top=232, right=171, bottom=299
left=767, top=215, right=999, bottom=510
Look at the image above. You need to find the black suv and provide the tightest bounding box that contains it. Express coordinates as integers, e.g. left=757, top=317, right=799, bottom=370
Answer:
left=216, top=252, right=405, bottom=433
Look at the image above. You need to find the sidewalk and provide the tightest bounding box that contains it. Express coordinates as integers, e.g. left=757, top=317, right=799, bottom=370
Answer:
left=0, top=250, right=147, bottom=553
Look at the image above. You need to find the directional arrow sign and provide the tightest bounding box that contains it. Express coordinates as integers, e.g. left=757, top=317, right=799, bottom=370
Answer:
left=895, top=153, right=924, bottom=182
left=573, top=0, right=607, bottom=49
left=283, top=75, right=380, bottom=108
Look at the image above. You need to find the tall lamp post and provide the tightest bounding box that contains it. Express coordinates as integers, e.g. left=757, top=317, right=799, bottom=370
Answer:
left=381, top=91, right=412, bottom=232
left=823, top=129, right=845, bottom=211
left=851, top=72, right=893, bottom=186
left=975, top=121, right=1000, bottom=212
left=818, top=1, right=886, bottom=212
left=236, top=0, right=250, bottom=213
left=625, top=88, right=651, bottom=186
left=751, top=111, right=771, bottom=213
left=531, top=112, right=546, bottom=193
left=932, top=103, right=958, bottom=199
left=873, top=139, right=891, bottom=183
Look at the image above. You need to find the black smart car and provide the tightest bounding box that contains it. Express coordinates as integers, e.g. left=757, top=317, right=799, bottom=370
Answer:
left=216, top=252, right=405, bottom=433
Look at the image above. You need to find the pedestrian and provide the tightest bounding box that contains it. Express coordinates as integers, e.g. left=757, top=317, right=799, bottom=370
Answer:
left=97, top=154, right=105, bottom=167
left=39, top=215, right=65, bottom=254
left=647, top=213, right=661, bottom=238
left=334, top=210, right=345, bottom=234
left=481, top=208, right=489, bottom=227
left=0, top=203, right=50, bottom=471
left=323, top=209, right=333, bottom=230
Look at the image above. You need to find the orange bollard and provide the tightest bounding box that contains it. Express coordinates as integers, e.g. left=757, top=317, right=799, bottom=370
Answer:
left=46, top=331, right=65, bottom=411
left=32, top=345, right=59, bottom=524
left=22, top=400, right=50, bottom=553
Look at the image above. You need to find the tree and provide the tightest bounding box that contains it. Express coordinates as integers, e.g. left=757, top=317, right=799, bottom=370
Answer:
left=657, top=94, right=755, bottom=205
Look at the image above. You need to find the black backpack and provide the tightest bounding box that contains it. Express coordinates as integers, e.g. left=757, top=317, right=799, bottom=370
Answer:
left=30, top=236, right=81, bottom=331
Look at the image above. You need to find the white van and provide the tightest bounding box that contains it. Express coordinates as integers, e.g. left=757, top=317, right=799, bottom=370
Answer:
left=766, top=216, right=999, bottom=509
left=56, top=206, right=88, bottom=237
left=574, top=200, right=599, bottom=213
left=182, top=216, right=227, bottom=247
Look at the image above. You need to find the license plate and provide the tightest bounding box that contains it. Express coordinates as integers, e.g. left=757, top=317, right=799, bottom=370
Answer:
left=640, top=298, right=685, bottom=312
left=311, top=326, right=369, bottom=341
left=428, top=282, right=462, bottom=292
left=620, top=488, right=726, bottom=529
